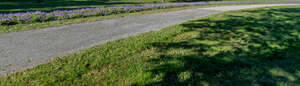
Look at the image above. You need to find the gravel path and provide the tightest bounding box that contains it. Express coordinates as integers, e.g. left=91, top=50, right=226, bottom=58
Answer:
left=0, top=4, right=298, bottom=76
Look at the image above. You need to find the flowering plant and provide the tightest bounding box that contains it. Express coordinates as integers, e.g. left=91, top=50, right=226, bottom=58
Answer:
left=0, top=2, right=206, bottom=25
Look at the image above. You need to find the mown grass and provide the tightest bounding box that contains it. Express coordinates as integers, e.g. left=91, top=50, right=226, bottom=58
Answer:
left=1, top=5, right=300, bottom=86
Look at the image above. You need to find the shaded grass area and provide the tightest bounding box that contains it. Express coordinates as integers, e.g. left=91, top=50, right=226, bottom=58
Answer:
left=145, top=6, right=300, bottom=86
left=1, top=5, right=300, bottom=85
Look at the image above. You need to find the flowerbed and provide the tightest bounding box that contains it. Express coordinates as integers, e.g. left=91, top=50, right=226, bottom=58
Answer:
left=0, top=2, right=207, bottom=25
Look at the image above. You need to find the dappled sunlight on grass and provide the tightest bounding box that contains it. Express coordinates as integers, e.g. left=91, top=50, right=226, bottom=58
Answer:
left=143, top=6, right=300, bottom=86
left=1, top=5, right=300, bottom=86
left=269, top=68, right=297, bottom=82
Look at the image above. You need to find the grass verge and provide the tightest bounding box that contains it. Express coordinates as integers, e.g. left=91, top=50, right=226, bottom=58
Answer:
left=1, top=5, right=300, bottom=86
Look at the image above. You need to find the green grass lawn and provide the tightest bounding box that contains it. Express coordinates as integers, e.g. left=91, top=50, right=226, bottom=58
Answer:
left=1, top=5, right=300, bottom=86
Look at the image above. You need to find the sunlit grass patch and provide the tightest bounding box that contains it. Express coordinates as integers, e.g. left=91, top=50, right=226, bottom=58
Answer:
left=1, top=5, right=300, bottom=86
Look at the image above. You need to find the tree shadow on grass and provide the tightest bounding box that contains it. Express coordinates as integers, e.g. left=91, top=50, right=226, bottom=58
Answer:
left=140, top=7, right=300, bottom=86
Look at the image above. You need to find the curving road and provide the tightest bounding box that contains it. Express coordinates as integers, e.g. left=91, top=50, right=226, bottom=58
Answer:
left=0, top=4, right=298, bottom=76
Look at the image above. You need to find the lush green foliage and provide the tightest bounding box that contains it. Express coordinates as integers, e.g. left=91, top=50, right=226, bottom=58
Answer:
left=1, top=5, right=300, bottom=86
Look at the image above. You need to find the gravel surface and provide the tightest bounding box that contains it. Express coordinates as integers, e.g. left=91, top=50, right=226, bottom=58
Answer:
left=0, top=4, right=298, bottom=76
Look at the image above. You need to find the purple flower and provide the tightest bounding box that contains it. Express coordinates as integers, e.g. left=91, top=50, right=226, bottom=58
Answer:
left=0, top=2, right=203, bottom=25
left=0, top=17, right=5, bottom=21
